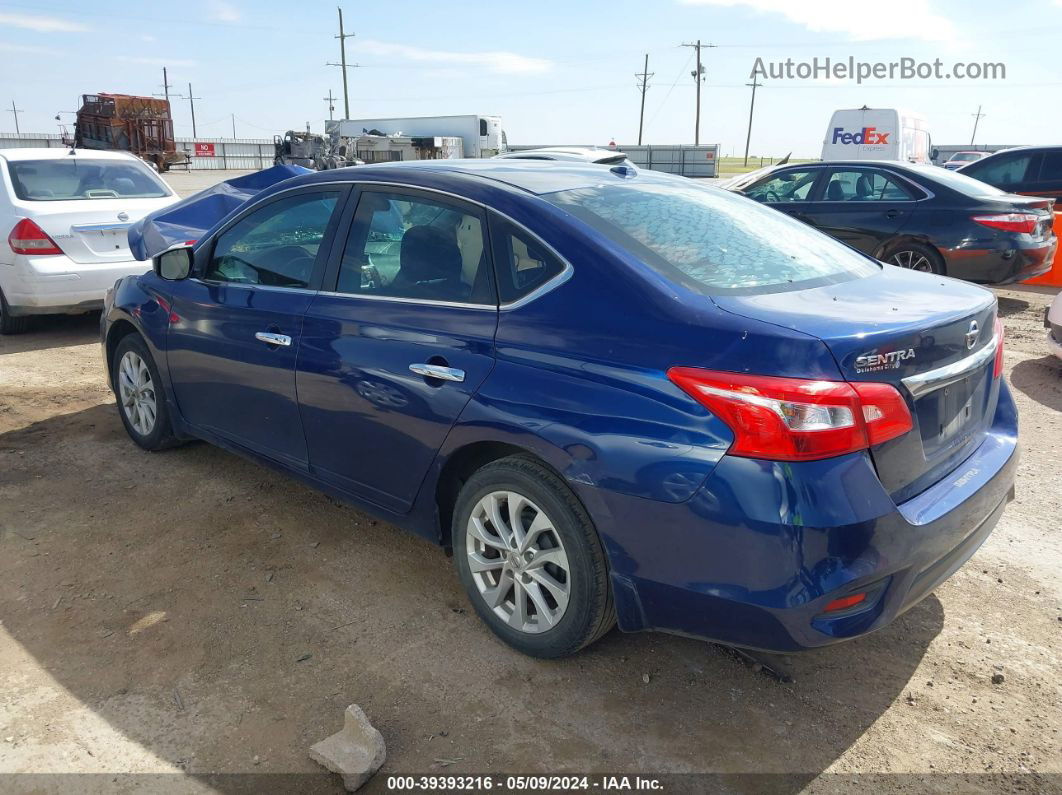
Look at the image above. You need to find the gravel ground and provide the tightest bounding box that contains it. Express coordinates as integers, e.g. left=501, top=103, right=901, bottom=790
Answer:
left=0, top=172, right=1059, bottom=792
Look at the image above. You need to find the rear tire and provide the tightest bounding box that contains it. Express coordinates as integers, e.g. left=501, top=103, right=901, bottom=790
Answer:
left=0, top=288, right=29, bottom=335
left=884, top=241, right=944, bottom=275
left=452, top=455, right=615, bottom=658
left=112, top=333, right=178, bottom=451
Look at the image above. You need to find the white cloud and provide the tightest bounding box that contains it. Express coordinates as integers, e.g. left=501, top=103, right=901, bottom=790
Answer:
left=208, top=2, right=241, bottom=22
left=679, top=0, right=956, bottom=42
left=116, top=55, right=197, bottom=68
left=358, top=39, right=552, bottom=75
left=0, top=12, right=89, bottom=32
left=0, top=41, right=61, bottom=55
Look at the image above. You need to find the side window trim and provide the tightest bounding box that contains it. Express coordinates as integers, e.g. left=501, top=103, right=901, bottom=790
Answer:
left=193, top=184, right=350, bottom=291
left=487, top=212, right=574, bottom=310
left=322, top=183, right=498, bottom=308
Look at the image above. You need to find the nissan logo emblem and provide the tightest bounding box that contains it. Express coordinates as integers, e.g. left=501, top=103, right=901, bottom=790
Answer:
left=965, top=320, right=980, bottom=350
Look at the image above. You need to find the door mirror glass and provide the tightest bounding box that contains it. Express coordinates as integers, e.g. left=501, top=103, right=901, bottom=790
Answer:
left=155, top=247, right=193, bottom=280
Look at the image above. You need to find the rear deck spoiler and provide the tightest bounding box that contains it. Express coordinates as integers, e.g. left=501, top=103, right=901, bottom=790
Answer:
left=127, top=164, right=312, bottom=261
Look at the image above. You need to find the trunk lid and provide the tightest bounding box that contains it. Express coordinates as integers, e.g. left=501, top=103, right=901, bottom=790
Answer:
left=15, top=196, right=177, bottom=264
left=712, top=265, right=999, bottom=502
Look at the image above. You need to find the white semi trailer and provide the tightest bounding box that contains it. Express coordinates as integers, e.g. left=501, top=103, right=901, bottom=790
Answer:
left=326, top=115, right=506, bottom=158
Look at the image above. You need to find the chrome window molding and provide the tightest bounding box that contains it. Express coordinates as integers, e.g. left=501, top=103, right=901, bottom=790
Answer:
left=901, top=335, right=999, bottom=399
left=192, top=278, right=318, bottom=295
left=218, top=179, right=577, bottom=311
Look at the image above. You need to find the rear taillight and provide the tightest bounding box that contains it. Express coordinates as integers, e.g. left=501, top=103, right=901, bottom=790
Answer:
left=8, top=218, right=63, bottom=255
left=993, top=316, right=1004, bottom=378
left=667, top=368, right=914, bottom=462
left=971, top=213, right=1039, bottom=234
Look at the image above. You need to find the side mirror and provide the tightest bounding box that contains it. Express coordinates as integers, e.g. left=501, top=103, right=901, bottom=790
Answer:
left=931, top=148, right=940, bottom=161
left=154, top=247, right=193, bottom=280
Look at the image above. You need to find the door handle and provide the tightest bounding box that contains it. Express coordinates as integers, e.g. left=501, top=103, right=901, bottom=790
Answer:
left=885, top=209, right=901, bottom=219
left=255, top=331, right=292, bottom=347
left=409, top=363, right=465, bottom=382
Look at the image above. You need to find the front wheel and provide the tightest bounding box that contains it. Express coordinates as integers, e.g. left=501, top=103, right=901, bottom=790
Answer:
left=452, top=455, right=615, bottom=658
left=112, top=334, right=178, bottom=451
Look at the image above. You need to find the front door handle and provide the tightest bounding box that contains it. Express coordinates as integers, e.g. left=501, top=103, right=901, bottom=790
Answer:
left=885, top=208, right=901, bottom=219
left=255, top=331, right=292, bottom=347
left=409, top=363, right=465, bottom=382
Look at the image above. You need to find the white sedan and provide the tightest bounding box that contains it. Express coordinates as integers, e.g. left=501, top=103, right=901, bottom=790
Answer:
left=1048, top=291, right=1062, bottom=361
left=0, top=147, right=179, bottom=333
left=493, top=146, right=633, bottom=167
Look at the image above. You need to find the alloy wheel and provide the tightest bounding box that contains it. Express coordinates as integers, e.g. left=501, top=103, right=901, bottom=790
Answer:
left=118, top=350, right=157, bottom=437
left=889, top=249, right=934, bottom=272
left=465, top=490, right=571, bottom=634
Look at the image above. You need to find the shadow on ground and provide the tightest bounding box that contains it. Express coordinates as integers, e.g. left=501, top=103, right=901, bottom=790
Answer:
left=0, top=405, right=941, bottom=794
left=1010, top=355, right=1062, bottom=412
left=0, top=313, right=100, bottom=356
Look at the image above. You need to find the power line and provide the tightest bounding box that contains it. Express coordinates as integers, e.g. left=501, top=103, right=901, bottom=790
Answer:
left=635, top=54, right=653, bottom=146
left=646, top=51, right=694, bottom=130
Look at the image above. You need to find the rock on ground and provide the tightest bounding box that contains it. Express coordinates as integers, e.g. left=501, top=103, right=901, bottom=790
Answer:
left=309, top=704, right=386, bottom=791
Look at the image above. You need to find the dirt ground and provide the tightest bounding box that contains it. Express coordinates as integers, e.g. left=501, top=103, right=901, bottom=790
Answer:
left=0, top=172, right=1060, bottom=793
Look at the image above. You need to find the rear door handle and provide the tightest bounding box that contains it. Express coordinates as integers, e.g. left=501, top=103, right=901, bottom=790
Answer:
left=409, top=363, right=465, bottom=382
left=885, top=208, right=901, bottom=219
left=255, top=331, right=292, bottom=347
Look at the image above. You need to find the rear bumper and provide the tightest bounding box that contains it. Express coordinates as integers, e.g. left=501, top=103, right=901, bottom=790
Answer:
left=941, top=237, right=1056, bottom=285
left=0, top=254, right=149, bottom=315
left=593, top=380, right=1019, bottom=652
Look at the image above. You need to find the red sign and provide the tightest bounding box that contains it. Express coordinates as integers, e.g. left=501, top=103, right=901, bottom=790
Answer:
left=193, top=142, right=216, bottom=157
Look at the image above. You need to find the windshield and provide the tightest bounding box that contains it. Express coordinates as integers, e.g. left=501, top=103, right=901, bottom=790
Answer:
left=545, top=180, right=879, bottom=294
left=7, top=159, right=172, bottom=201
left=903, top=164, right=1008, bottom=196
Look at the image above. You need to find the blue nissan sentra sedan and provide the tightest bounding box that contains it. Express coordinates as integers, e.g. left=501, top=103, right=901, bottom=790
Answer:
left=102, top=160, right=1017, bottom=658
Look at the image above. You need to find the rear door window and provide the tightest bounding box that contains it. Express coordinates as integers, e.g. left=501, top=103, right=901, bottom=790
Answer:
left=488, top=217, right=565, bottom=303
left=335, top=190, right=494, bottom=304
left=1036, top=151, right=1062, bottom=183
left=822, top=169, right=914, bottom=201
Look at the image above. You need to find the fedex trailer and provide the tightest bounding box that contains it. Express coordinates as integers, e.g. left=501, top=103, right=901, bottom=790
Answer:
left=821, top=107, right=933, bottom=164
left=327, top=115, right=506, bottom=158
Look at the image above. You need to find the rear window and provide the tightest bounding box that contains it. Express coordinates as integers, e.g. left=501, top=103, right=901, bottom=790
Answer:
left=905, top=164, right=1009, bottom=196
left=6, top=159, right=171, bottom=201
left=544, top=180, right=879, bottom=294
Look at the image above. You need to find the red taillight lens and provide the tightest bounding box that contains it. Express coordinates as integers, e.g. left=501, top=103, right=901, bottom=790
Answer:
left=666, top=368, right=913, bottom=462
left=8, top=218, right=63, bottom=256
left=971, top=213, right=1039, bottom=234
left=993, top=317, right=1004, bottom=378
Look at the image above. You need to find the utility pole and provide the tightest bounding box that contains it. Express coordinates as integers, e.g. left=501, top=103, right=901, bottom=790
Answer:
left=680, top=41, right=715, bottom=145
left=185, top=83, right=201, bottom=138
left=332, top=7, right=356, bottom=119
left=8, top=100, right=23, bottom=135
left=154, top=67, right=174, bottom=107
left=323, top=89, right=337, bottom=121
left=743, top=76, right=762, bottom=167
left=970, top=105, right=985, bottom=145
left=635, top=54, right=653, bottom=146
left=231, top=113, right=236, bottom=139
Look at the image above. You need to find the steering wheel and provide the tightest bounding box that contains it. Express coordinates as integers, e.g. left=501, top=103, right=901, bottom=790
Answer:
left=763, top=189, right=781, bottom=203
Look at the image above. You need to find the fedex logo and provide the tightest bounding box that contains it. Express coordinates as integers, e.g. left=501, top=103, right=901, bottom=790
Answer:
left=831, top=126, right=890, bottom=145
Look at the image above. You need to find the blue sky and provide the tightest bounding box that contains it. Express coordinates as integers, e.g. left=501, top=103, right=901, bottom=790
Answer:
left=1, top=0, right=1060, bottom=157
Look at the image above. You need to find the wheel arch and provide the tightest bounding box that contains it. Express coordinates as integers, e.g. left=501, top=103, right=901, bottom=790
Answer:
left=874, top=235, right=947, bottom=274
left=433, top=440, right=574, bottom=550
left=105, top=317, right=141, bottom=381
